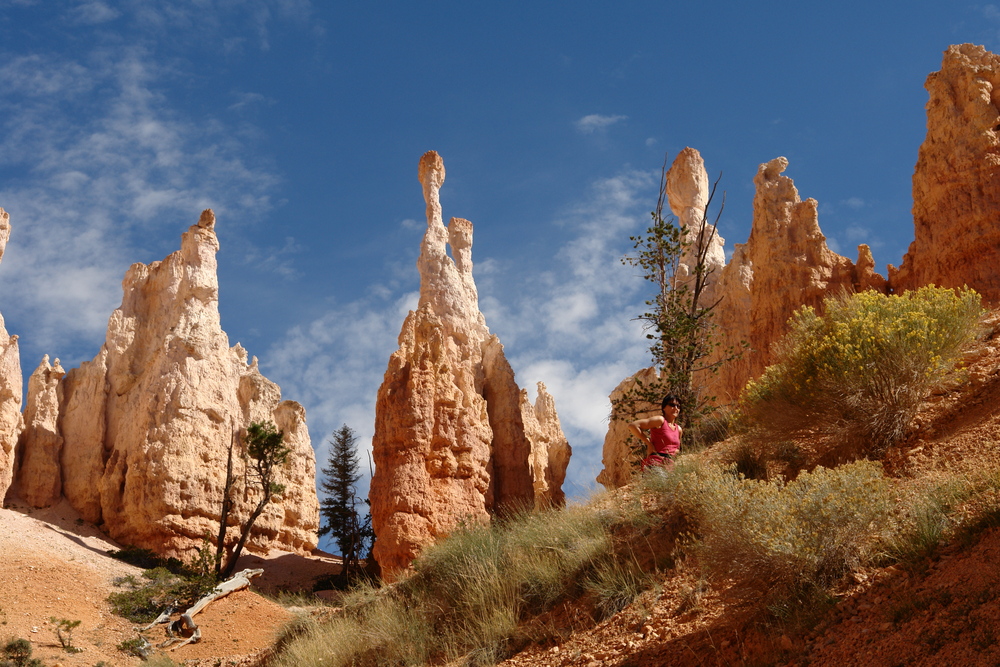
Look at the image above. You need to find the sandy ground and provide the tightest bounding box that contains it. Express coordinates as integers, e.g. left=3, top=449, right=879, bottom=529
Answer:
left=0, top=497, right=339, bottom=667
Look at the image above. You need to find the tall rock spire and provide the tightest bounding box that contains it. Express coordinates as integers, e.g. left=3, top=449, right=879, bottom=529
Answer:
left=370, top=151, right=570, bottom=580
left=0, top=207, right=24, bottom=501
left=27, top=210, right=322, bottom=559
left=891, top=43, right=1000, bottom=304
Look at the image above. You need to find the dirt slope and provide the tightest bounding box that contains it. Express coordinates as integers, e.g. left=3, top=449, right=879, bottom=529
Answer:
left=499, top=315, right=1000, bottom=667
left=0, top=498, right=337, bottom=667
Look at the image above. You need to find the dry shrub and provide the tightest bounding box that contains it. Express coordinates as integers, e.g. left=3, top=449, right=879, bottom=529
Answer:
left=678, top=460, right=893, bottom=610
left=742, top=286, right=982, bottom=461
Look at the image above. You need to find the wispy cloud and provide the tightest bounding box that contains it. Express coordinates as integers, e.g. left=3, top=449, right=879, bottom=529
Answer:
left=67, top=1, right=120, bottom=25
left=0, top=16, right=290, bottom=360
left=575, top=113, right=628, bottom=134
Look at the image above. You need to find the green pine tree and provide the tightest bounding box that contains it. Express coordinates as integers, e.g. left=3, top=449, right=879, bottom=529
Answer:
left=319, top=424, right=373, bottom=585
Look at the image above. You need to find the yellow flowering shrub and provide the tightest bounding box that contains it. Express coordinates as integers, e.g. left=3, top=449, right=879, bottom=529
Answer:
left=742, top=286, right=982, bottom=459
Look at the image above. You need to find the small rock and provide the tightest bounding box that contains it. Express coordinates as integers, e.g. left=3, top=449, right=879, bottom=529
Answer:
left=779, top=635, right=794, bottom=651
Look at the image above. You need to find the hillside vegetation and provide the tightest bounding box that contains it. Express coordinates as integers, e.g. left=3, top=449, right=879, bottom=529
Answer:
left=267, top=288, right=1000, bottom=667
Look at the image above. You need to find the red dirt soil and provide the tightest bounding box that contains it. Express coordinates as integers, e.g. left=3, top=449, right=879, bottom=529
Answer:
left=0, top=497, right=339, bottom=667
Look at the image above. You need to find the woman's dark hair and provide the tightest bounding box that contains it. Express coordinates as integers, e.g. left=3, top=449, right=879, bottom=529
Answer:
left=661, top=394, right=681, bottom=410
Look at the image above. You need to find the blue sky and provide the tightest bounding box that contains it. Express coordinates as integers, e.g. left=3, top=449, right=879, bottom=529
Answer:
left=0, top=1, right=996, bottom=534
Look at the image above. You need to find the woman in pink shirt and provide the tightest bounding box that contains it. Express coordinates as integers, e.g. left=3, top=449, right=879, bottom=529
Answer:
left=628, top=395, right=682, bottom=470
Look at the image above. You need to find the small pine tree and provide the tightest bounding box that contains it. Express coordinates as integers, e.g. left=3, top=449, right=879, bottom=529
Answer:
left=319, top=424, right=373, bottom=585
left=219, top=420, right=290, bottom=579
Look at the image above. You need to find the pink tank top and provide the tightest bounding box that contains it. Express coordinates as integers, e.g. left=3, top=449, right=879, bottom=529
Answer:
left=650, top=422, right=681, bottom=457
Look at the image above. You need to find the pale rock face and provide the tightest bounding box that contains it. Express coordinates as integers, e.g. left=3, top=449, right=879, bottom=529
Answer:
left=16, top=356, right=65, bottom=507
left=521, top=382, right=571, bottom=508
left=599, top=156, right=890, bottom=488
left=667, top=148, right=727, bottom=304
left=0, top=207, right=23, bottom=501
left=891, top=44, right=1000, bottom=304
left=596, top=367, right=658, bottom=490
left=371, top=151, right=570, bottom=580
left=56, top=210, right=319, bottom=558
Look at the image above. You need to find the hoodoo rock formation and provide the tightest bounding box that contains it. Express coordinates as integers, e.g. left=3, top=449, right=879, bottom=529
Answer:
left=892, top=43, right=1000, bottom=304
left=596, top=367, right=659, bottom=490
left=707, top=156, right=885, bottom=403
left=371, top=151, right=570, bottom=580
left=15, top=356, right=65, bottom=507
left=598, top=153, right=887, bottom=488
left=522, top=382, right=571, bottom=508
left=0, top=207, right=23, bottom=501
left=20, top=210, right=319, bottom=558
left=667, top=147, right=726, bottom=306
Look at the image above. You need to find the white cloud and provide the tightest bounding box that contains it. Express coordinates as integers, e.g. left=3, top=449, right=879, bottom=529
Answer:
left=574, top=113, right=627, bottom=134
left=845, top=225, right=871, bottom=242
left=842, top=196, right=865, bottom=210
left=67, top=1, right=121, bottom=25
left=0, top=46, right=280, bottom=355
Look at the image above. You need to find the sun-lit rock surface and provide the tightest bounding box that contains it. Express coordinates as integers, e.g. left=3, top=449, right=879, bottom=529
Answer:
left=596, top=367, right=658, bottom=490
left=371, top=151, right=570, bottom=580
left=54, top=210, right=318, bottom=558
left=16, top=355, right=65, bottom=507
left=522, top=382, right=571, bottom=508
left=667, top=147, right=726, bottom=305
left=890, top=43, right=1000, bottom=304
left=707, top=157, right=883, bottom=403
left=0, top=207, right=23, bottom=502
left=600, top=155, right=889, bottom=488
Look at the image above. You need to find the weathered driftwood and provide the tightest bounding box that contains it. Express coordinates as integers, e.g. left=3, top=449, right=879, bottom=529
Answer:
left=147, top=568, right=264, bottom=650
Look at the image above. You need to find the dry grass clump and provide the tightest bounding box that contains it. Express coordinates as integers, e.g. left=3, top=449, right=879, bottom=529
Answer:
left=674, top=460, right=894, bottom=611
left=269, top=501, right=661, bottom=667
left=742, top=286, right=982, bottom=461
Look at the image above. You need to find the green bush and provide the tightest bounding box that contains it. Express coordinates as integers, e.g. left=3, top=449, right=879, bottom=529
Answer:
left=678, top=460, right=894, bottom=609
left=108, top=566, right=216, bottom=624
left=742, top=286, right=982, bottom=459
left=0, top=638, right=42, bottom=667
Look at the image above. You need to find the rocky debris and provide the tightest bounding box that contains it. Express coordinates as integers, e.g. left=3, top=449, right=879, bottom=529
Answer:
left=41, top=210, right=319, bottom=558
left=371, top=151, right=570, bottom=580
left=0, top=207, right=23, bottom=501
left=14, top=355, right=65, bottom=507
left=891, top=44, right=1000, bottom=305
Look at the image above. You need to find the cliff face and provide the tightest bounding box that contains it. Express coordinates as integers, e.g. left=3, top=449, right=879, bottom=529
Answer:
left=891, top=43, right=1000, bottom=304
left=371, top=152, right=570, bottom=580
left=27, top=210, right=321, bottom=558
left=0, top=207, right=23, bottom=501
